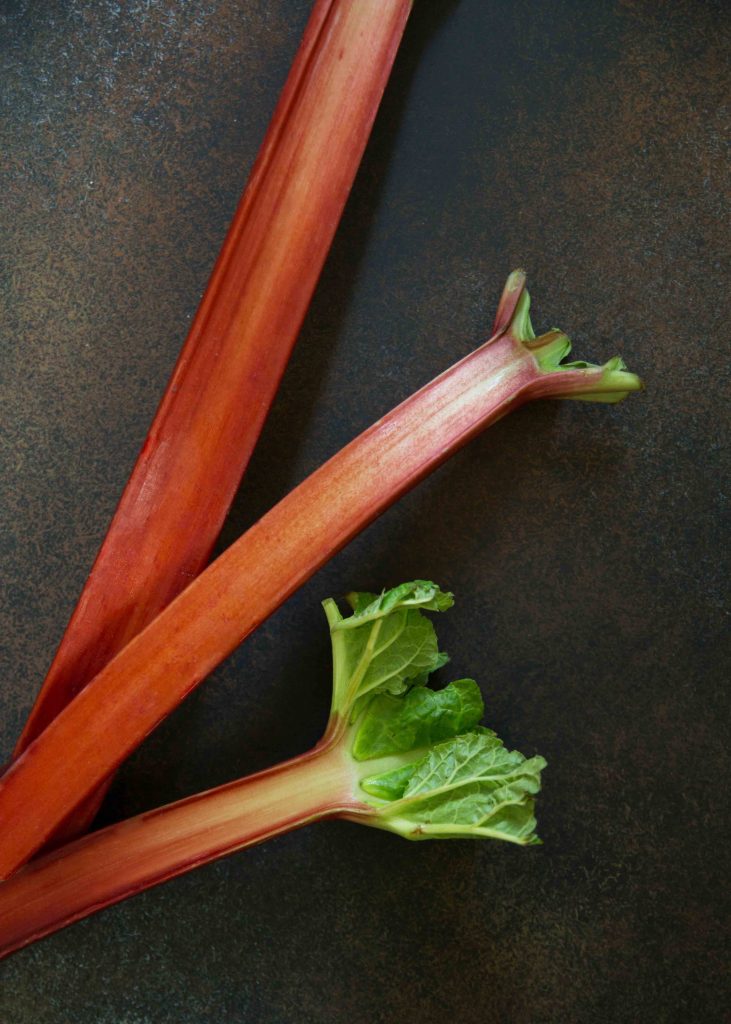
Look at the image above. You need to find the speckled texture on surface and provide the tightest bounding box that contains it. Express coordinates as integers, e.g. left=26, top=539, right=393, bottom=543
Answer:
left=0, top=1, right=728, bottom=1021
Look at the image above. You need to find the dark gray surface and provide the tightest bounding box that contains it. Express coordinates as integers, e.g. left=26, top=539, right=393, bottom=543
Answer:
left=1, top=1, right=728, bottom=1021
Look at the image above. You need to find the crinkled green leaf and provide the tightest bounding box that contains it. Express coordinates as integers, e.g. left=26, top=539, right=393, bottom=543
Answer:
left=352, top=678, right=484, bottom=761
left=322, top=580, right=545, bottom=846
left=407, top=651, right=450, bottom=690
left=339, top=581, right=454, bottom=628
left=347, top=609, right=440, bottom=698
left=360, top=726, right=503, bottom=800
left=362, top=731, right=546, bottom=846
left=325, top=581, right=452, bottom=718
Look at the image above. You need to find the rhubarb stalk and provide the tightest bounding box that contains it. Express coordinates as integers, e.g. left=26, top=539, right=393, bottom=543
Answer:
left=0, top=746, right=353, bottom=959
left=14, top=0, right=414, bottom=834
left=0, top=582, right=546, bottom=958
left=0, top=273, right=641, bottom=879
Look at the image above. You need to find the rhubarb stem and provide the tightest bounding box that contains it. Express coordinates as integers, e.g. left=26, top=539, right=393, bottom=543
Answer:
left=14, top=0, right=413, bottom=841
left=0, top=273, right=641, bottom=879
left=0, top=743, right=359, bottom=960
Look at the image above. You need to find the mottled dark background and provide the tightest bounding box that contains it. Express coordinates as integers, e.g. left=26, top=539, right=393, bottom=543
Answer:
left=1, top=0, right=728, bottom=1021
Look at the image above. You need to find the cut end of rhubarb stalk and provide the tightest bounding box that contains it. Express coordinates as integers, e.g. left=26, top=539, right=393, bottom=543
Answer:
left=493, top=271, right=644, bottom=404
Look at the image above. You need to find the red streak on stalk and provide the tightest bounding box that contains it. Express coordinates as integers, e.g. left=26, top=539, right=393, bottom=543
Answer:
left=15, top=0, right=413, bottom=779
left=0, top=325, right=557, bottom=878
left=0, top=744, right=360, bottom=959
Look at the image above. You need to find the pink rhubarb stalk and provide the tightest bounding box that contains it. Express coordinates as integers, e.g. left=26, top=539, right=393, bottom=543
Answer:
left=13, top=0, right=413, bottom=837
left=0, top=742, right=360, bottom=959
left=0, top=272, right=641, bottom=878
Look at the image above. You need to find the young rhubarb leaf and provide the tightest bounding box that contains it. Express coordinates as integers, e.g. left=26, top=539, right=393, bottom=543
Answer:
left=358, top=730, right=546, bottom=845
left=323, top=582, right=546, bottom=845
left=352, top=678, right=484, bottom=760
left=324, top=581, right=453, bottom=721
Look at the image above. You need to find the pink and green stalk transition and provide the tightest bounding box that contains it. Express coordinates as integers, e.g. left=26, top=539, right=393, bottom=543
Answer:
left=0, top=272, right=641, bottom=880
left=0, top=582, right=547, bottom=958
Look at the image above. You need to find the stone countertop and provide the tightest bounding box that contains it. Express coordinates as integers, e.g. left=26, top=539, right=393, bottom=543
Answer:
left=1, top=1, right=728, bottom=1021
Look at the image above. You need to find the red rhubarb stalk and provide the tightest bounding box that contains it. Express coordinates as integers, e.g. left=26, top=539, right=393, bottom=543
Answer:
left=0, top=744, right=356, bottom=959
left=0, top=273, right=641, bottom=878
left=13, top=0, right=414, bottom=834
left=0, top=745, right=354, bottom=958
